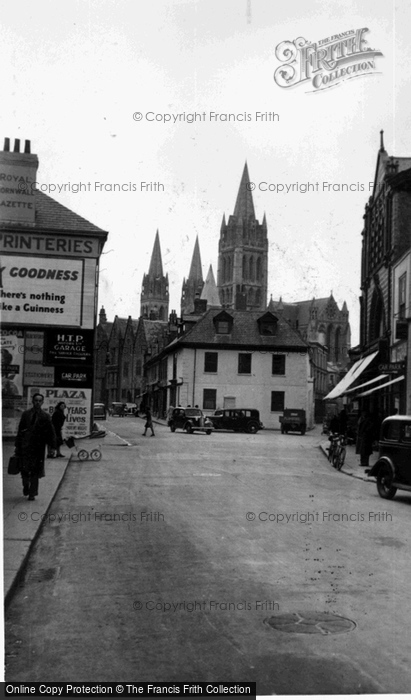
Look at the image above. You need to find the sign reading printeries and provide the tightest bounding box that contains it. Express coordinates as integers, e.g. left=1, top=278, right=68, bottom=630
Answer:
left=0, top=255, right=84, bottom=326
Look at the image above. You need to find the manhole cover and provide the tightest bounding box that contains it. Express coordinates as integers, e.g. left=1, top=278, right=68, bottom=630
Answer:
left=264, top=611, right=356, bottom=635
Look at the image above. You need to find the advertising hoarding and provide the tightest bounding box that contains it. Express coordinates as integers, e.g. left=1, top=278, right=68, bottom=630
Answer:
left=0, top=255, right=84, bottom=326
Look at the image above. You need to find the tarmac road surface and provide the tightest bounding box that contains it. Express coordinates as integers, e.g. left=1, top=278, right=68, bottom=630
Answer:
left=5, top=419, right=411, bottom=694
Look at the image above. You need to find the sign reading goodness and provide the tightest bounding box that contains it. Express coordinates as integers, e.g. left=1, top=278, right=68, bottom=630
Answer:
left=0, top=255, right=84, bottom=325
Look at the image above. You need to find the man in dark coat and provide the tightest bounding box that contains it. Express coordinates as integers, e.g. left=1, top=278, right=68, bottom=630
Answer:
left=15, top=393, right=56, bottom=500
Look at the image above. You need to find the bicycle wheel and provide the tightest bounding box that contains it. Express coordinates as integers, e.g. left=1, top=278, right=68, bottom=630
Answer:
left=335, top=447, right=346, bottom=471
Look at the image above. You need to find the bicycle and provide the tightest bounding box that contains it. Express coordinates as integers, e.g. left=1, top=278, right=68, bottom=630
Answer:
left=327, top=433, right=340, bottom=464
left=332, top=434, right=348, bottom=471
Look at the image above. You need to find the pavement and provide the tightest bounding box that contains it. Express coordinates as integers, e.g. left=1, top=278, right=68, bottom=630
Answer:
left=2, top=418, right=378, bottom=607
left=2, top=426, right=129, bottom=606
left=319, top=435, right=379, bottom=482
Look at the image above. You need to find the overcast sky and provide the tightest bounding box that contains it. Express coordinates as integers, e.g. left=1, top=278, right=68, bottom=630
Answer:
left=2, top=0, right=410, bottom=344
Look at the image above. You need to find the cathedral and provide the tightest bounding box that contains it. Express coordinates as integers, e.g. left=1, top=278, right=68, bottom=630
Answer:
left=97, top=162, right=350, bottom=414
left=141, top=162, right=270, bottom=318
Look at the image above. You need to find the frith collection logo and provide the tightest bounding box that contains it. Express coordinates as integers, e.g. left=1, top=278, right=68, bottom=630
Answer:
left=274, top=28, right=383, bottom=91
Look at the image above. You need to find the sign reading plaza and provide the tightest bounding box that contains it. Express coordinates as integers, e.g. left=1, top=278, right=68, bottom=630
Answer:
left=0, top=255, right=84, bottom=326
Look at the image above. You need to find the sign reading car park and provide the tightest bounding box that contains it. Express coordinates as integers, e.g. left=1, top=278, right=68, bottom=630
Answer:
left=0, top=255, right=84, bottom=326
left=378, top=362, right=406, bottom=373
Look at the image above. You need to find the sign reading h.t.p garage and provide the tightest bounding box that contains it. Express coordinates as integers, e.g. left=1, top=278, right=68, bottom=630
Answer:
left=0, top=255, right=84, bottom=325
left=44, top=328, right=94, bottom=365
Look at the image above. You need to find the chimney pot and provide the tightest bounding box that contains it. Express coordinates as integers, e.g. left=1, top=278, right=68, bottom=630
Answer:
left=3, top=137, right=10, bottom=151
left=24, top=140, right=31, bottom=154
left=14, top=138, right=20, bottom=153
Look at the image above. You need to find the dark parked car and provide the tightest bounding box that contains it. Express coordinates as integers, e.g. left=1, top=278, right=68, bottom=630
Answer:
left=168, top=407, right=213, bottom=434
left=93, top=403, right=107, bottom=420
left=209, top=408, right=263, bottom=434
left=279, top=409, right=307, bottom=435
left=367, top=415, right=411, bottom=499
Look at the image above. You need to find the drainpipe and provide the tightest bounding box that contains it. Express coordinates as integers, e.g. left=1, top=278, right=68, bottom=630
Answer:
left=192, top=348, right=197, bottom=406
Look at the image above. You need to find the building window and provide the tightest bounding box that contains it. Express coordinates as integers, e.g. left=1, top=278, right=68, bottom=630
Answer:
left=204, top=352, right=218, bottom=373
left=238, top=353, right=252, bottom=374
left=271, top=391, right=285, bottom=412
left=272, top=355, right=286, bottom=375
left=216, top=321, right=230, bottom=334
left=123, top=362, right=129, bottom=378
left=399, top=273, right=407, bottom=320
left=203, top=389, right=217, bottom=410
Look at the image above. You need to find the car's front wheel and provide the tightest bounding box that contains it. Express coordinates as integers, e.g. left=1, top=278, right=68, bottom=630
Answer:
left=169, top=423, right=176, bottom=432
left=377, top=464, right=397, bottom=500
left=184, top=422, right=193, bottom=434
left=206, top=429, right=212, bottom=435
left=247, top=422, right=259, bottom=434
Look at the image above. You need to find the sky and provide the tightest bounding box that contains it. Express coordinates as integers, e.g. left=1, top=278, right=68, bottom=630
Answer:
left=2, top=0, right=410, bottom=345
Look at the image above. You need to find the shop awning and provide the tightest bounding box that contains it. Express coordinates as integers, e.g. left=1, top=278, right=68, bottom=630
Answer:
left=324, top=351, right=379, bottom=400
left=356, top=375, right=405, bottom=398
left=343, top=374, right=388, bottom=395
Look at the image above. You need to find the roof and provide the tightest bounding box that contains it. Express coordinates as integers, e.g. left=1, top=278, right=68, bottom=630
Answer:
left=201, top=265, right=221, bottom=307
left=142, top=319, right=168, bottom=345
left=0, top=189, right=108, bottom=235
left=176, top=309, right=308, bottom=349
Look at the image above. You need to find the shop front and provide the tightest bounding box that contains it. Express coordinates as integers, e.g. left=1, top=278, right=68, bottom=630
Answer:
left=0, top=138, right=108, bottom=439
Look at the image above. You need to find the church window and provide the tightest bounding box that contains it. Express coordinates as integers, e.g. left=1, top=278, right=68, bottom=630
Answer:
left=249, top=256, right=255, bottom=281
left=256, top=257, right=261, bottom=279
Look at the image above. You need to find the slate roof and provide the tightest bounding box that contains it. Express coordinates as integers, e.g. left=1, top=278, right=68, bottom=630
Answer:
left=142, top=319, right=168, bottom=345
left=175, top=309, right=308, bottom=350
left=0, top=189, right=108, bottom=234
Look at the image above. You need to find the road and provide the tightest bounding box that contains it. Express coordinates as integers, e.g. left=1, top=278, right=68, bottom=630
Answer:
left=5, top=417, right=411, bottom=694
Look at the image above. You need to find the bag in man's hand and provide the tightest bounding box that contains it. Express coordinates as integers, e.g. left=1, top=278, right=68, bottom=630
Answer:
left=8, top=454, right=21, bottom=475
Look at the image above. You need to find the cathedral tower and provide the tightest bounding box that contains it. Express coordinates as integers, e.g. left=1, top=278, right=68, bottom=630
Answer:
left=140, top=230, right=169, bottom=320
left=217, top=163, right=268, bottom=310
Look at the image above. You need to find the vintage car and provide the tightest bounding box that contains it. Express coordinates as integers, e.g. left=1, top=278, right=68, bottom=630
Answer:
left=279, top=409, right=307, bottom=435
left=209, top=408, right=263, bottom=434
left=93, top=403, right=107, bottom=420
left=168, top=407, right=213, bottom=434
left=367, top=415, right=411, bottom=499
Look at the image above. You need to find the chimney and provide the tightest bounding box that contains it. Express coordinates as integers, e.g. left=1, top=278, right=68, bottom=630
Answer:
left=193, top=298, right=207, bottom=315
left=0, top=137, right=39, bottom=226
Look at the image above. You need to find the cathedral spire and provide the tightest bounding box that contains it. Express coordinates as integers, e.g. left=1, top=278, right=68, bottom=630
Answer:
left=233, top=162, right=255, bottom=221
left=188, top=236, right=203, bottom=284
left=140, top=230, right=169, bottom=320
left=148, top=229, right=163, bottom=278
left=201, top=265, right=221, bottom=307
left=180, top=237, right=205, bottom=316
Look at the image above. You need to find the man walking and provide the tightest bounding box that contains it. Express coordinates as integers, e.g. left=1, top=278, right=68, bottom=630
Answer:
left=15, top=393, right=56, bottom=500
left=142, top=406, right=155, bottom=437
